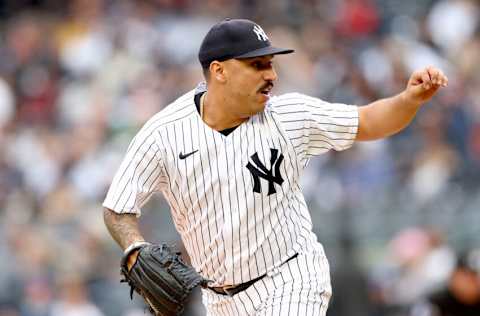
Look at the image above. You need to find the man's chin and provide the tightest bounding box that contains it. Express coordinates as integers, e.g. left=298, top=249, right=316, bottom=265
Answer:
left=253, top=103, right=267, bottom=115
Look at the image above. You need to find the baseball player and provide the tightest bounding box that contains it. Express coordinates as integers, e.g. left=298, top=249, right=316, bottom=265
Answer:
left=103, top=18, right=448, bottom=315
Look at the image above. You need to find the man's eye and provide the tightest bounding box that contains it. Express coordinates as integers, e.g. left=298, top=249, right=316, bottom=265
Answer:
left=252, top=61, right=271, bottom=69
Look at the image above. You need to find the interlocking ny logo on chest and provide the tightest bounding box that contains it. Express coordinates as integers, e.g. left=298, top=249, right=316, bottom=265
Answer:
left=246, top=148, right=284, bottom=195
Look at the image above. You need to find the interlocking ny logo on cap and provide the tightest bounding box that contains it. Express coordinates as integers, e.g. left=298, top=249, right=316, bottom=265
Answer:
left=253, top=25, right=269, bottom=42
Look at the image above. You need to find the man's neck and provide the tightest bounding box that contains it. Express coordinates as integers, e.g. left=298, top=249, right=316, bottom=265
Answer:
left=202, top=91, right=248, bottom=131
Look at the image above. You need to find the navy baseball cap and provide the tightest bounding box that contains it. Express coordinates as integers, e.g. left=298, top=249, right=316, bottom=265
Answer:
left=198, top=18, right=294, bottom=69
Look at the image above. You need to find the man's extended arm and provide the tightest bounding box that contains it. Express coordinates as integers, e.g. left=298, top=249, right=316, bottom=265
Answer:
left=356, top=66, right=448, bottom=141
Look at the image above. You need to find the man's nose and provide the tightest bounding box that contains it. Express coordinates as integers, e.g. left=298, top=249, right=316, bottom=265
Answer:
left=263, top=67, right=277, bottom=82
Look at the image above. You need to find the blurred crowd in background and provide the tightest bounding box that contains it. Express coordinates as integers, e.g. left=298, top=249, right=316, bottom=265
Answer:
left=0, top=0, right=479, bottom=315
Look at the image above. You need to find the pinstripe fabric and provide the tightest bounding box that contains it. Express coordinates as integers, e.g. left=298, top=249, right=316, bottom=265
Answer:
left=202, top=247, right=332, bottom=315
left=103, top=83, right=358, bottom=310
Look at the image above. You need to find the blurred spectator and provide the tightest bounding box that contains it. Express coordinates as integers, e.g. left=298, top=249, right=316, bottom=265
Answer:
left=426, top=0, right=479, bottom=58
left=0, top=1, right=478, bottom=315
left=0, top=77, right=15, bottom=128
left=407, top=109, right=459, bottom=205
left=50, top=275, right=105, bottom=316
left=411, top=249, right=480, bottom=316
left=19, top=277, right=52, bottom=316
left=369, top=227, right=456, bottom=315
left=55, top=0, right=112, bottom=79
left=334, top=0, right=380, bottom=40
left=390, top=228, right=454, bottom=304
left=1, top=13, right=59, bottom=126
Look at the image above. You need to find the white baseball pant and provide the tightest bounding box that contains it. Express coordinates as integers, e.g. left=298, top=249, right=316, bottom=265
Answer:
left=202, top=249, right=332, bottom=315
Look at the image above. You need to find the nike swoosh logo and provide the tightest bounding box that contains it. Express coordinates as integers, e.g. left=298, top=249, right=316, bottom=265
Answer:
left=179, top=150, right=198, bottom=160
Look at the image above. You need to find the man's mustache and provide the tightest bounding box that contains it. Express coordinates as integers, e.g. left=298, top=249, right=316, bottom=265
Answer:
left=259, top=81, right=274, bottom=92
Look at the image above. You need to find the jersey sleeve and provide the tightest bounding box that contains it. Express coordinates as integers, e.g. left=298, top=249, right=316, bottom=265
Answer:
left=103, top=125, right=166, bottom=216
left=270, top=92, right=358, bottom=158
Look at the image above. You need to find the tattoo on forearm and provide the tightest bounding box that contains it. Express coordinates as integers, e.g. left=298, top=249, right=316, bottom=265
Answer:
left=103, top=208, right=145, bottom=250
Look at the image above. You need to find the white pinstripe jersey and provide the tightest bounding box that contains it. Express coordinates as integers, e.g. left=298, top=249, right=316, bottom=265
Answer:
left=103, top=83, right=358, bottom=287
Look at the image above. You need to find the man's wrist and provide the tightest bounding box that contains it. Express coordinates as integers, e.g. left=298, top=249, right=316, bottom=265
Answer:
left=124, top=241, right=150, bottom=255
left=399, top=90, right=422, bottom=109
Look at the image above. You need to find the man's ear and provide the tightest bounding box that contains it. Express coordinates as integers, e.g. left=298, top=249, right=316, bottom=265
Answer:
left=210, top=61, right=227, bottom=83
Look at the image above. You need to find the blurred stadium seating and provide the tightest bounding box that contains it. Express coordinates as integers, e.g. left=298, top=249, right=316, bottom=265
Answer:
left=0, top=1, right=479, bottom=315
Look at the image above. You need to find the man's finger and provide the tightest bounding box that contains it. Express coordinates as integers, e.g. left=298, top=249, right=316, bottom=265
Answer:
left=434, top=69, right=443, bottom=85
left=437, top=70, right=448, bottom=87
left=421, top=69, right=431, bottom=90
left=442, top=76, right=449, bottom=87
left=427, top=67, right=440, bottom=85
left=430, top=67, right=448, bottom=87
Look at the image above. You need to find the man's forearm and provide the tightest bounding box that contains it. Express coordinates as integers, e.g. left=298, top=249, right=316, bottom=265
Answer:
left=357, top=66, right=448, bottom=141
left=356, top=91, right=421, bottom=141
left=103, top=208, right=145, bottom=250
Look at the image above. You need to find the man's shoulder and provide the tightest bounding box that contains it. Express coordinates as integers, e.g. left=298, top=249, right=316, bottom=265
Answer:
left=269, top=92, right=309, bottom=107
left=267, top=92, right=324, bottom=117
left=268, top=92, right=357, bottom=113
left=143, top=89, right=196, bottom=130
left=268, top=92, right=330, bottom=110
